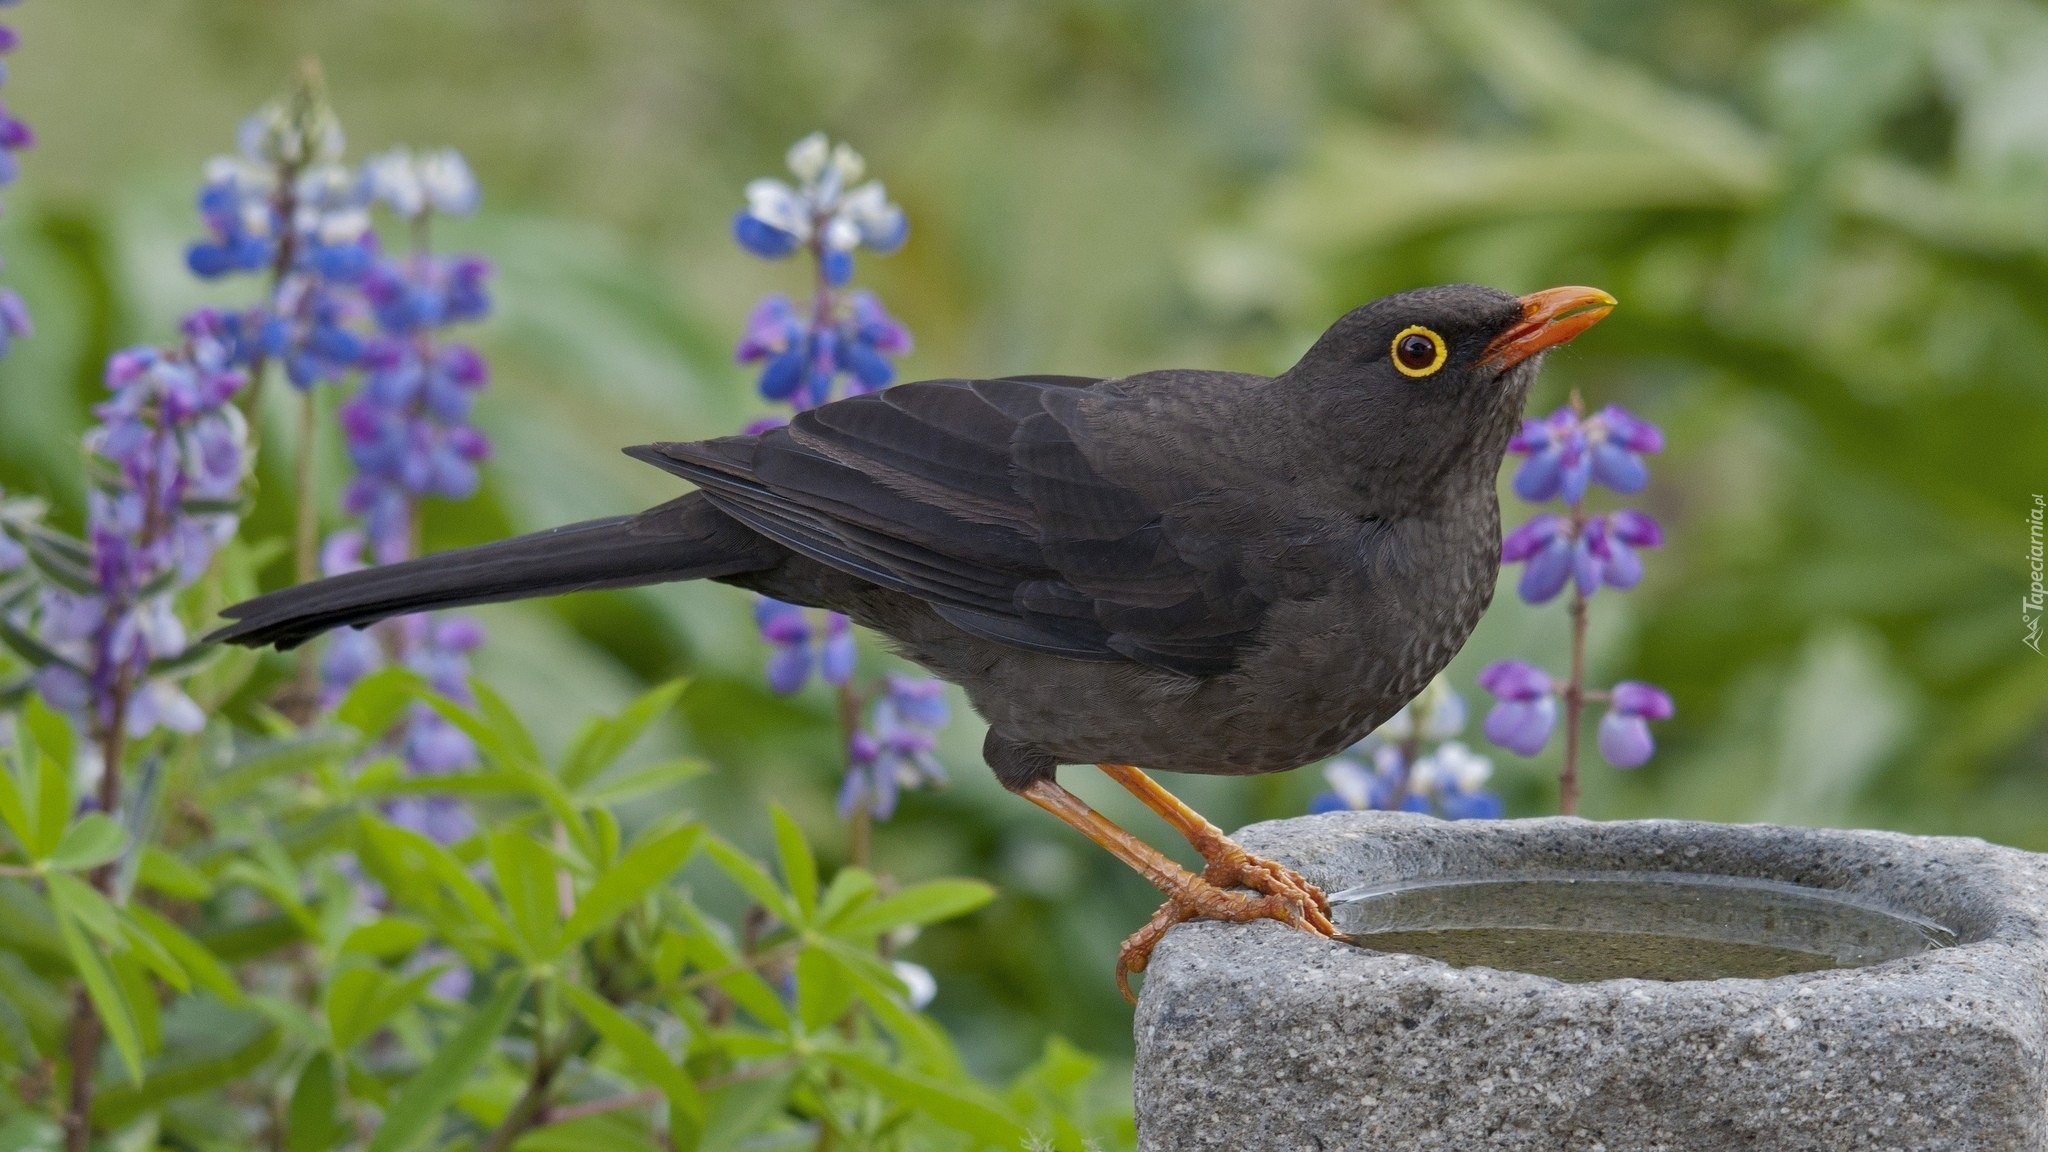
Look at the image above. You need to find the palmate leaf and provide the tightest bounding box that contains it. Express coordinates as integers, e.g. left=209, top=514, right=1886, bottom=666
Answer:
left=560, top=983, right=703, bottom=1141
left=16, top=524, right=97, bottom=596
left=559, top=821, right=701, bottom=951
left=365, top=973, right=528, bottom=1152
left=90, top=1011, right=278, bottom=1128
left=559, top=678, right=688, bottom=790
left=50, top=878, right=144, bottom=1083
left=48, top=814, right=125, bottom=872
left=326, top=964, right=445, bottom=1051
left=825, top=879, right=995, bottom=940
left=0, top=612, right=77, bottom=678
left=487, top=829, right=564, bottom=962
left=822, top=1051, right=1028, bottom=1147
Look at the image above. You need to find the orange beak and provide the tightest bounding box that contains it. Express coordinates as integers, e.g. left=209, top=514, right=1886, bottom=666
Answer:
left=1480, top=286, right=1616, bottom=371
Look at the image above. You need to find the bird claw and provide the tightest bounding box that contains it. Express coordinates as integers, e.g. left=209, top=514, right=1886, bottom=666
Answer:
left=1113, top=848, right=1338, bottom=1003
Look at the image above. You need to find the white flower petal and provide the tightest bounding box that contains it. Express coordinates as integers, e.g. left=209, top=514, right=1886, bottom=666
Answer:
left=1322, top=758, right=1375, bottom=809
left=821, top=214, right=861, bottom=252
left=1423, top=687, right=1468, bottom=740
left=890, top=960, right=937, bottom=1009
left=785, top=132, right=830, bottom=182
left=745, top=179, right=811, bottom=237
left=827, top=141, right=865, bottom=186
left=418, top=148, right=479, bottom=216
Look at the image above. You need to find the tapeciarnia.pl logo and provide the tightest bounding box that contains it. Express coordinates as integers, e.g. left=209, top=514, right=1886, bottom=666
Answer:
left=2028, top=494, right=2044, bottom=654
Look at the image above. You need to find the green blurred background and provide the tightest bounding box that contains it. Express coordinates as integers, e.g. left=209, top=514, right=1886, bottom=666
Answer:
left=0, top=0, right=2043, bottom=1080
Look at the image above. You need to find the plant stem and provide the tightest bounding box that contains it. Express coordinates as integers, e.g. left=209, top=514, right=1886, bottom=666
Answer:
left=1561, top=589, right=1588, bottom=816
left=480, top=1004, right=577, bottom=1152
left=1558, top=389, right=1589, bottom=817
left=63, top=689, right=130, bottom=1152
left=836, top=680, right=869, bottom=868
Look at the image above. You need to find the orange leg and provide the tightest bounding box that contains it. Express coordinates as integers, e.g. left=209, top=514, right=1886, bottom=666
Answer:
left=1020, top=772, right=1338, bottom=1002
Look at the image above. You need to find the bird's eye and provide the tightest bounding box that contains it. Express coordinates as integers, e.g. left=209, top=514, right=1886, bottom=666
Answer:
left=1390, top=326, right=1448, bottom=377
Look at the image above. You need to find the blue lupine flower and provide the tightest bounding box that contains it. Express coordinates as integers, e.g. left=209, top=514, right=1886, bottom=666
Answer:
left=1597, top=680, right=1674, bottom=769
left=1309, top=680, right=1500, bottom=819
left=1478, top=660, right=1557, bottom=756
left=735, top=291, right=911, bottom=406
left=733, top=133, right=908, bottom=274
left=185, top=107, right=376, bottom=389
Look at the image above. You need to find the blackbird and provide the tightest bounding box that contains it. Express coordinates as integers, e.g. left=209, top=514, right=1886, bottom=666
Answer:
left=212, top=282, right=1614, bottom=997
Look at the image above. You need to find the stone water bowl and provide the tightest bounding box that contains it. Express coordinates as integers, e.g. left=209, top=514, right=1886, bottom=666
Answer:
left=1134, top=813, right=2048, bottom=1151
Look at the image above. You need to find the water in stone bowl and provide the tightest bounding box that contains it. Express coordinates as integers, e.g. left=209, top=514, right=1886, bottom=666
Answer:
left=1330, top=872, right=1958, bottom=982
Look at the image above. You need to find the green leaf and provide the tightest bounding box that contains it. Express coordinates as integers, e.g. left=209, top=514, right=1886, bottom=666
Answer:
left=702, top=836, right=798, bottom=925
left=22, top=699, right=75, bottom=784
left=46, top=872, right=122, bottom=946
left=357, top=817, right=512, bottom=947
left=116, top=914, right=189, bottom=994
left=286, top=1051, right=347, bottom=1152
left=827, top=879, right=995, bottom=939
left=815, top=867, right=878, bottom=927
left=91, top=1014, right=279, bottom=1128
left=207, top=731, right=356, bottom=803
left=127, top=906, right=241, bottom=1004
left=326, top=964, right=444, bottom=1051
left=513, top=1113, right=664, bottom=1152
left=770, top=805, right=817, bottom=920
left=488, top=830, right=564, bottom=961
left=0, top=754, right=31, bottom=853
left=823, top=1052, right=1028, bottom=1146
left=48, top=814, right=125, bottom=872
left=560, top=679, right=687, bottom=789
left=560, top=823, right=701, bottom=949
left=574, top=758, right=708, bottom=807
left=339, top=918, right=431, bottom=961
left=31, top=750, right=71, bottom=861
left=794, top=946, right=855, bottom=1033
left=840, top=956, right=959, bottom=1075
left=335, top=666, right=426, bottom=740
left=366, top=973, right=528, bottom=1152
left=561, top=983, right=703, bottom=1138
left=53, top=890, right=144, bottom=1083
left=136, top=846, right=213, bottom=900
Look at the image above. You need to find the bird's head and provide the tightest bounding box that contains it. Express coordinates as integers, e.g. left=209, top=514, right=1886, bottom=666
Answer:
left=1283, top=283, right=1615, bottom=511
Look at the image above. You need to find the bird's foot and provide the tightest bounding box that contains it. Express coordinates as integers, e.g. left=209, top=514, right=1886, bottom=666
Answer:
left=1113, top=846, right=1338, bottom=1002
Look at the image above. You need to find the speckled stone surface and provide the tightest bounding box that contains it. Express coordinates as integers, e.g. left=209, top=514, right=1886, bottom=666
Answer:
left=1133, top=813, right=2048, bottom=1151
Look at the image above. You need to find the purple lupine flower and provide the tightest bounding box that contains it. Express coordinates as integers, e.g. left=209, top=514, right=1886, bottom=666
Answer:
left=1502, top=508, right=1663, bottom=604
left=753, top=598, right=857, bottom=694
left=0, top=9, right=30, bottom=356
left=1597, top=680, right=1675, bottom=769
left=13, top=334, right=249, bottom=740
left=755, top=598, right=814, bottom=695
left=1478, top=660, right=1557, bottom=756
left=838, top=674, right=949, bottom=820
left=1508, top=403, right=1663, bottom=502
left=1502, top=513, right=1574, bottom=604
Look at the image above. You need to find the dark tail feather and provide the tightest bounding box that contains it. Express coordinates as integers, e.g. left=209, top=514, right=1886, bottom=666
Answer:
left=209, top=495, right=779, bottom=650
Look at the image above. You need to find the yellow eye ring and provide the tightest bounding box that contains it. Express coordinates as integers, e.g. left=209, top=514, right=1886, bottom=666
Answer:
left=1390, top=325, right=1448, bottom=377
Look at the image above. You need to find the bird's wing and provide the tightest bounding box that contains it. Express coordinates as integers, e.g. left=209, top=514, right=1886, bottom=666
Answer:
left=629, top=375, right=1312, bottom=676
